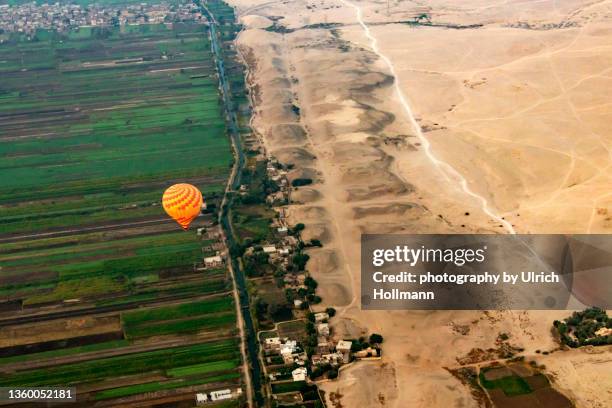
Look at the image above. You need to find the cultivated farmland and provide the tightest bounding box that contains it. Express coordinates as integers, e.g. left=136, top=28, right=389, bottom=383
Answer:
left=0, top=2, right=245, bottom=405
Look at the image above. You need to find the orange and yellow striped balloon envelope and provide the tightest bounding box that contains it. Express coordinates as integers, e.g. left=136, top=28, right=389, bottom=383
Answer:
left=162, top=183, right=204, bottom=230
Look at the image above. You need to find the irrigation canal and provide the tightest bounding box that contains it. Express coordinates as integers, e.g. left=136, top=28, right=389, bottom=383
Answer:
left=199, top=1, right=264, bottom=406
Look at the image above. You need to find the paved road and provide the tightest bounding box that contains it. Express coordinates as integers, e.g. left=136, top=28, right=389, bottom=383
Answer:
left=197, top=1, right=260, bottom=406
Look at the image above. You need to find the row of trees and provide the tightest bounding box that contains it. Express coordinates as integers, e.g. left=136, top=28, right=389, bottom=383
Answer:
left=553, top=307, right=611, bottom=348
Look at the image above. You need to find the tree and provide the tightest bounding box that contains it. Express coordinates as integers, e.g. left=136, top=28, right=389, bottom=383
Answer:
left=293, top=253, right=310, bottom=271
left=285, top=289, right=296, bottom=303
left=240, top=193, right=264, bottom=204
left=307, top=295, right=321, bottom=304
left=310, top=366, right=323, bottom=380
left=369, top=333, right=384, bottom=344
left=269, top=303, right=292, bottom=321
left=309, top=239, right=322, bottom=247
left=325, top=307, right=336, bottom=317
left=291, top=223, right=305, bottom=235
left=254, top=299, right=268, bottom=321
left=350, top=341, right=364, bottom=353
left=304, top=276, right=318, bottom=291
left=292, top=178, right=312, bottom=187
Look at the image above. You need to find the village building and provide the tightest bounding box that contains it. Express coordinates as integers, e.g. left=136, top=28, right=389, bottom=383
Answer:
left=354, top=347, right=379, bottom=359
left=292, top=367, right=307, bottom=382
left=314, top=312, right=329, bottom=323
left=284, top=273, right=306, bottom=288
left=317, top=341, right=331, bottom=354
left=266, top=191, right=285, bottom=204
left=262, top=245, right=277, bottom=254
left=283, top=235, right=299, bottom=247
left=264, top=337, right=282, bottom=351
left=336, top=340, right=352, bottom=362
left=204, top=255, right=223, bottom=268
left=321, top=352, right=344, bottom=365
left=280, top=339, right=298, bottom=357
left=316, top=323, right=330, bottom=337
left=282, top=353, right=295, bottom=365
left=0, top=1, right=204, bottom=34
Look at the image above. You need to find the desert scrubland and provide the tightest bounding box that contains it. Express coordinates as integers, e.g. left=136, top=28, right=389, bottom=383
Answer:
left=228, top=0, right=612, bottom=406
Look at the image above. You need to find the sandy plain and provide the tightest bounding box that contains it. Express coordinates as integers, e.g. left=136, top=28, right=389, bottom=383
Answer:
left=228, top=0, right=612, bottom=406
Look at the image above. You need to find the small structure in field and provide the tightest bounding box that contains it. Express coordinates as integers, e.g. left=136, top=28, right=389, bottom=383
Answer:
left=195, top=393, right=208, bottom=405
left=204, top=255, right=223, bottom=268
left=210, top=389, right=232, bottom=401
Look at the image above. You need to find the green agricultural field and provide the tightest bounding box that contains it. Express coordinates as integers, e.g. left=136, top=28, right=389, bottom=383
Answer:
left=479, top=370, right=532, bottom=396
left=271, top=381, right=308, bottom=394
left=0, top=3, right=245, bottom=404
left=125, top=312, right=236, bottom=338
left=122, top=297, right=234, bottom=326
left=0, top=340, right=130, bottom=366
left=167, top=359, right=240, bottom=377
left=0, top=22, right=231, bottom=235
left=0, top=230, right=213, bottom=305
left=94, top=371, right=241, bottom=400
left=122, top=297, right=237, bottom=338
left=0, top=339, right=240, bottom=387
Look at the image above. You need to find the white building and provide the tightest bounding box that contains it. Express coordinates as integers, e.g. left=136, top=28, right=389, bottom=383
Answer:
left=204, top=255, right=223, bottom=268
left=262, top=245, right=277, bottom=254
left=292, top=367, right=307, bottom=382
left=280, top=339, right=297, bottom=356
left=210, top=389, right=232, bottom=401
left=195, top=393, right=208, bottom=405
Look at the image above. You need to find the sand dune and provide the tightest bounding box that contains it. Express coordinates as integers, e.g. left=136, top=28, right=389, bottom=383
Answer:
left=231, top=0, right=612, bottom=406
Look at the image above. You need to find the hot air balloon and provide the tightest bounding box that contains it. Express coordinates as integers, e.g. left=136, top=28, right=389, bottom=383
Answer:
left=162, top=183, right=204, bottom=230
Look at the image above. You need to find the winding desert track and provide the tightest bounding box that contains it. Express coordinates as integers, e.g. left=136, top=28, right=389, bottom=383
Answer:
left=338, top=0, right=516, bottom=234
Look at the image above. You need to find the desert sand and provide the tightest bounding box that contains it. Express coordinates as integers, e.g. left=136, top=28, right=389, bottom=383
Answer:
left=229, top=0, right=612, bottom=406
